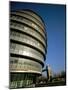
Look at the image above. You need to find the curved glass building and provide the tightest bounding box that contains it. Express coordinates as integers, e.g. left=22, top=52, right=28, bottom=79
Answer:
left=10, top=9, right=47, bottom=88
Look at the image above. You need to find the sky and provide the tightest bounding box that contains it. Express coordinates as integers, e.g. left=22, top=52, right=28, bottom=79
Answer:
left=10, top=1, right=66, bottom=75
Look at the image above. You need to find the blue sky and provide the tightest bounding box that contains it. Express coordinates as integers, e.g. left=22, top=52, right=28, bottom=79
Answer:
left=10, top=2, right=66, bottom=74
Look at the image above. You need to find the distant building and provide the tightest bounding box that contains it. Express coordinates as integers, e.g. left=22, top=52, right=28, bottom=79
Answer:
left=10, top=9, right=47, bottom=88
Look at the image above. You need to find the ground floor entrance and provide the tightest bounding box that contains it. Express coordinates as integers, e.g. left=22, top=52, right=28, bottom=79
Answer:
left=10, top=72, right=40, bottom=88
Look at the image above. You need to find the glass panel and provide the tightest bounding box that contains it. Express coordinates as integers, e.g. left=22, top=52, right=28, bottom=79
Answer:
left=10, top=56, right=42, bottom=73
left=10, top=43, right=44, bottom=62
left=10, top=30, right=45, bottom=54
left=10, top=21, right=46, bottom=46
left=11, top=12, right=44, bottom=30
left=10, top=15, right=45, bottom=38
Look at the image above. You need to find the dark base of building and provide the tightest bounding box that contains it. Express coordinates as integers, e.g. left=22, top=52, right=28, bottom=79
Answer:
left=10, top=72, right=40, bottom=89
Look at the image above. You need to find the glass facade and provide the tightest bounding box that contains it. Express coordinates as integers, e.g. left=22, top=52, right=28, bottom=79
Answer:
left=18, top=10, right=44, bottom=27
left=10, top=57, right=42, bottom=73
left=10, top=42, right=44, bottom=63
left=10, top=73, right=38, bottom=88
left=10, top=30, right=45, bottom=55
left=10, top=21, right=46, bottom=47
left=10, top=10, right=47, bottom=88
left=11, top=15, right=45, bottom=38
left=11, top=12, right=45, bottom=30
